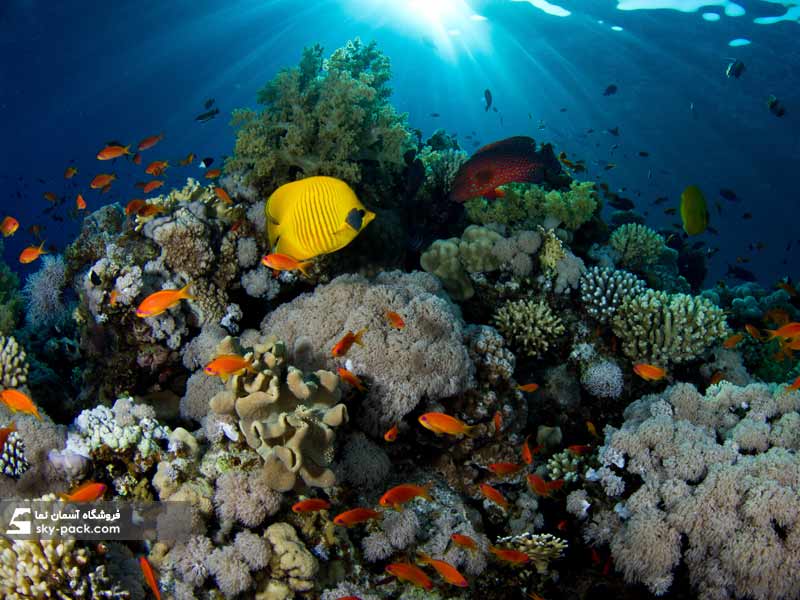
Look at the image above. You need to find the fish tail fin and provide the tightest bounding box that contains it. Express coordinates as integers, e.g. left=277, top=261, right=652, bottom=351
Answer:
left=421, top=481, right=434, bottom=501
left=124, top=145, right=131, bottom=155
left=57, top=493, right=70, bottom=502
left=764, top=329, right=777, bottom=340
left=34, top=410, right=42, bottom=421
left=417, top=551, right=432, bottom=564
left=179, top=281, right=195, bottom=300
left=220, top=374, right=229, bottom=384
left=464, top=423, right=479, bottom=438
left=39, top=240, right=48, bottom=254
left=297, top=261, right=312, bottom=278
left=353, top=328, right=367, bottom=346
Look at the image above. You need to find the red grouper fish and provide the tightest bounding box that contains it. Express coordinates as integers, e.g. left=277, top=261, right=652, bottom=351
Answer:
left=449, top=136, right=562, bottom=203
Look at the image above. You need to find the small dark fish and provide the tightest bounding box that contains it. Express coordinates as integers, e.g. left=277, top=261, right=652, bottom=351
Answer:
left=608, top=196, right=635, bottom=210
left=742, top=212, right=753, bottom=220
left=726, top=59, right=745, bottom=79
left=90, top=270, right=101, bottom=285
left=586, top=128, right=594, bottom=134
left=53, top=215, right=64, bottom=222
left=492, top=106, right=498, bottom=113
left=204, top=98, right=216, bottom=109
left=707, top=247, right=720, bottom=257
left=638, top=151, right=649, bottom=157
left=195, top=107, right=220, bottom=123
left=200, top=157, right=214, bottom=168
left=767, top=94, right=786, bottom=117
left=691, top=241, right=705, bottom=250
left=787, top=241, right=793, bottom=252
left=607, top=127, right=619, bottom=136
left=603, top=84, right=618, bottom=96
left=707, top=225, right=719, bottom=235
left=749, top=241, right=766, bottom=251
left=484, top=89, right=492, bottom=112
left=664, top=207, right=677, bottom=215
left=560, top=107, right=567, bottom=112
left=715, top=201, right=722, bottom=215
left=719, top=188, right=738, bottom=201
left=603, top=163, right=616, bottom=171
left=610, top=144, right=619, bottom=150
left=430, top=112, right=440, bottom=117
left=36, top=177, right=46, bottom=183
left=736, top=256, right=750, bottom=264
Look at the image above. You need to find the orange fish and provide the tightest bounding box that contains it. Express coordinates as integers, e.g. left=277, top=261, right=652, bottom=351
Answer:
left=142, top=180, right=164, bottom=194
left=450, top=533, right=478, bottom=552
left=145, top=160, right=169, bottom=176
left=0, top=389, right=40, bottom=421
left=179, top=152, right=195, bottom=166
left=529, top=593, right=545, bottom=600
left=479, top=483, right=508, bottom=509
left=557, top=519, right=569, bottom=531
left=763, top=308, right=791, bottom=327
left=517, top=383, right=540, bottom=392
left=527, top=473, right=551, bottom=496
left=709, top=371, right=726, bottom=385
left=487, top=462, right=522, bottom=476
left=586, top=420, right=599, bottom=438
left=97, top=144, right=130, bottom=160
left=386, top=310, right=405, bottom=329
left=135, top=282, right=194, bottom=318
left=548, top=479, right=564, bottom=492
left=1, top=216, right=19, bottom=237
left=204, top=168, right=222, bottom=179
left=59, top=481, right=107, bottom=503
left=19, top=241, right=47, bottom=264
left=133, top=152, right=142, bottom=165
left=0, top=422, right=17, bottom=451
left=101, top=183, right=113, bottom=195
left=137, top=133, right=164, bottom=151
left=337, top=367, right=366, bottom=392
left=43, top=191, right=58, bottom=202
left=90, top=173, right=116, bottom=189
left=261, top=253, right=312, bottom=277
left=64, top=166, right=78, bottom=178
left=139, top=556, right=161, bottom=600
left=745, top=324, right=764, bottom=341
left=204, top=355, right=256, bottom=381
left=291, top=498, right=331, bottom=513
left=567, top=444, right=592, bottom=455
left=417, top=552, right=468, bottom=587
left=76, top=194, right=87, bottom=210
left=766, top=322, right=800, bottom=340
left=331, top=328, right=367, bottom=358
left=489, top=546, right=530, bottom=565
left=333, top=507, right=381, bottom=527
left=135, top=203, right=165, bottom=218
left=125, top=199, right=147, bottom=216
left=214, top=187, right=232, bottom=205
left=787, top=375, right=800, bottom=391
left=633, top=363, right=667, bottom=381
left=109, top=289, right=120, bottom=306
left=380, top=483, right=432, bottom=510
left=723, top=333, right=743, bottom=349
left=418, top=412, right=476, bottom=437
left=384, top=424, right=398, bottom=442
left=28, top=224, right=42, bottom=238
left=385, top=562, right=433, bottom=590
left=493, top=410, right=502, bottom=434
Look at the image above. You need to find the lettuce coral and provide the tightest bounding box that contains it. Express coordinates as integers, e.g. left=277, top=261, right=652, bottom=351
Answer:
left=226, top=38, right=412, bottom=196
left=611, top=289, right=729, bottom=366
left=465, top=180, right=598, bottom=231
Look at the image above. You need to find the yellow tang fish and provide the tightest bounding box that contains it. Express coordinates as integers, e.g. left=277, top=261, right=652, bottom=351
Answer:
left=680, top=184, right=708, bottom=236
left=266, top=176, right=375, bottom=261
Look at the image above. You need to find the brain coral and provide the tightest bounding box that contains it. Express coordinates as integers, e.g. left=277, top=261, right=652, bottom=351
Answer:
left=260, top=270, right=474, bottom=434
left=226, top=38, right=411, bottom=195
left=209, top=336, right=347, bottom=491
left=587, top=382, right=800, bottom=600
left=492, top=297, right=565, bottom=358
left=611, top=289, right=729, bottom=365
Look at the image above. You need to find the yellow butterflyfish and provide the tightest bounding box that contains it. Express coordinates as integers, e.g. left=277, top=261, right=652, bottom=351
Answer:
left=680, top=184, right=708, bottom=236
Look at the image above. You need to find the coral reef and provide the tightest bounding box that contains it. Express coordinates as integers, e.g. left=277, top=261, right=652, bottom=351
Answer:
left=608, top=223, right=665, bottom=270
left=579, top=266, right=646, bottom=323
left=0, top=242, right=23, bottom=335
left=0, top=335, right=29, bottom=388
left=22, top=254, right=71, bottom=329
left=611, top=289, right=729, bottom=366
left=492, top=297, right=565, bottom=358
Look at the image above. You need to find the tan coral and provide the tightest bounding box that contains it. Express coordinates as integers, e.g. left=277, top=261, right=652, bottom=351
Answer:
left=210, top=336, right=347, bottom=491
left=0, top=335, right=28, bottom=389
left=494, top=531, right=567, bottom=574
left=262, top=523, right=318, bottom=596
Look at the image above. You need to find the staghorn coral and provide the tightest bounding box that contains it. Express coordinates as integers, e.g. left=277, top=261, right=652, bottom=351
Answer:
left=579, top=266, right=646, bottom=323
left=209, top=336, right=347, bottom=491
left=611, top=289, right=729, bottom=366
left=465, top=180, right=598, bottom=231
left=609, top=223, right=665, bottom=270
left=492, top=297, right=565, bottom=358
left=587, top=382, right=800, bottom=599
left=261, top=270, right=474, bottom=434
left=0, top=335, right=29, bottom=388
left=226, top=38, right=411, bottom=196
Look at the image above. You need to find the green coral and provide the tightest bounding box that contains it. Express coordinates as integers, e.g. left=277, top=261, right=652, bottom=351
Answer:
left=0, top=241, right=22, bottom=335
left=538, top=227, right=566, bottom=273
left=609, top=223, right=665, bottom=270
left=492, top=297, right=565, bottom=358
left=226, top=38, right=412, bottom=196
left=465, top=181, right=598, bottom=231
left=611, top=289, right=730, bottom=366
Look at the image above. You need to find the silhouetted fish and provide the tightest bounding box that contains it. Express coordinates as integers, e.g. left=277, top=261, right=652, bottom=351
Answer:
left=603, top=84, right=618, bottom=96
left=484, top=89, right=492, bottom=112
left=195, top=107, right=219, bottom=123
left=727, top=265, right=756, bottom=282
left=204, top=98, right=216, bottom=109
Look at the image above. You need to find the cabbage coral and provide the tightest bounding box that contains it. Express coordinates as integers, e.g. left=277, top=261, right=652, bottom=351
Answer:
left=226, top=38, right=412, bottom=196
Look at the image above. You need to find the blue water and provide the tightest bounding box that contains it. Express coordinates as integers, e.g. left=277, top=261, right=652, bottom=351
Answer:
left=1, top=0, right=798, bottom=286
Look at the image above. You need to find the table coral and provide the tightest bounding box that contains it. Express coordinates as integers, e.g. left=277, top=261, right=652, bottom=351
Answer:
left=585, top=382, right=800, bottom=599
left=227, top=38, right=411, bottom=196
left=611, top=289, right=729, bottom=365
left=209, top=336, right=347, bottom=491
left=609, top=223, right=665, bottom=270
left=492, top=297, right=565, bottom=358
left=0, top=335, right=29, bottom=388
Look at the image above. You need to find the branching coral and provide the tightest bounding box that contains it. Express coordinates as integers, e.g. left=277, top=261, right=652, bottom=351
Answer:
left=492, top=297, right=565, bottom=358
left=226, top=38, right=412, bottom=195
left=609, top=223, right=665, bottom=270
left=261, top=270, right=474, bottom=434
left=586, top=382, right=800, bottom=599
left=209, top=336, right=347, bottom=491
left=611, top=289, right=729, bottom=365
left=579, top=266, right=646, bottom=323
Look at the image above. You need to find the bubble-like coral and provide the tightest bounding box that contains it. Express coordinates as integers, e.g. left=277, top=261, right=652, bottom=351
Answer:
left=579, top=266, right=646, bottom=323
